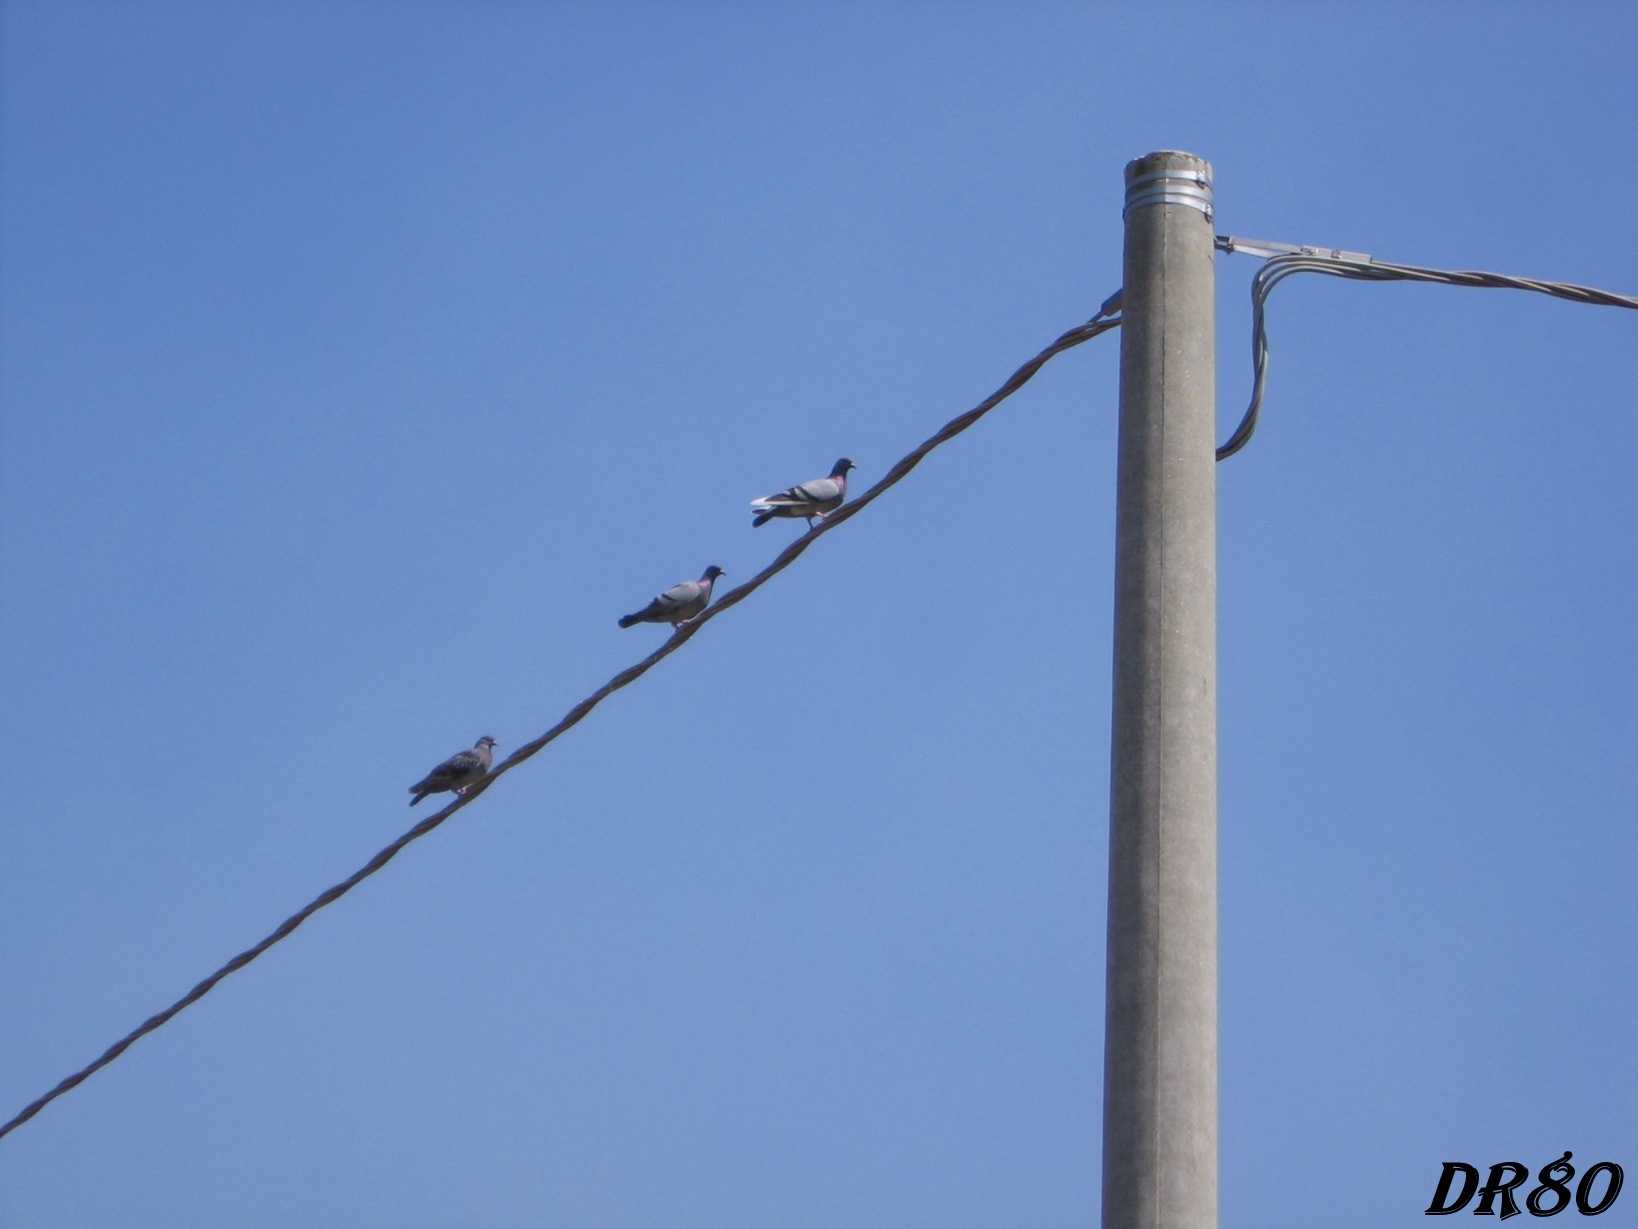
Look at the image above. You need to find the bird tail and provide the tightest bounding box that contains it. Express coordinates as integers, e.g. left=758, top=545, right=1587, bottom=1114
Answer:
left=410, top=791, right=427, bottom=806
left=618, top=612, right=641, bottom=628
left=752, top=509, right=775, bottom=527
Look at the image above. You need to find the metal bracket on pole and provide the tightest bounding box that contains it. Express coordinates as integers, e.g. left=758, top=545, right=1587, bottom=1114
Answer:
left=1215, top=234, right=1374, bottom=263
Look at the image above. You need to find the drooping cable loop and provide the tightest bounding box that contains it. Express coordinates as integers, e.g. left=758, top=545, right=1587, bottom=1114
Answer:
left=1214, top=236, right=1638, bottom=460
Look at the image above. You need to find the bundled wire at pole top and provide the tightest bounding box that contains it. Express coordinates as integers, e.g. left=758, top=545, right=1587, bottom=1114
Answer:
left=1214, top=235, right=1638, bottom=460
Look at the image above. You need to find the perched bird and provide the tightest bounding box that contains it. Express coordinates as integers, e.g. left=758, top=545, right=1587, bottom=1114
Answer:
left=751, top=458, right=856, bottom=528
left=409, top=736, right=497, bottom=806
left=618, top=565, right=724, bottom=628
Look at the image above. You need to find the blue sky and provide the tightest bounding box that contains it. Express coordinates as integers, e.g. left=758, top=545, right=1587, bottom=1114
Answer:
left=2, top=3, right=1635, bottom=1225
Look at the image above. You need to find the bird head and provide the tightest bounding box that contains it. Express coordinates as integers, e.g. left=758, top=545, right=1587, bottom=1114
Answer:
left=832, top=458, right=856, bottom=477
left=701, top=565, right=725, bottom=581
left=476, top=736, right=498, bottom=750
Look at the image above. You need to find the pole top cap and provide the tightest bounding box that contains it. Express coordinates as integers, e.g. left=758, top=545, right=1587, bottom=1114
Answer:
left=1124, top=151, right=1213, bottom=221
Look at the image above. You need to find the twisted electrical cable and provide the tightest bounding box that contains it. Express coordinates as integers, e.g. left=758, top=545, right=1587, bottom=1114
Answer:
left=1214, top=237, right=1638, bottom=460
left=0, top=294, right=1124, bottom=1143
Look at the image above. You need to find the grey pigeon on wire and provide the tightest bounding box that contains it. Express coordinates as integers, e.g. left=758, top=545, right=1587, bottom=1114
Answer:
left=750, top=458, right=855, bottom=528
left=618, top=565, right=724, bottom=629
left=409, top=736, right=497, bottom=806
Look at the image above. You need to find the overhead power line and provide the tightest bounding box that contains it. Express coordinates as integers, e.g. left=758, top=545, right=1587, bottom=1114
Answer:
left=0, top=295, right=1126, bottom=1144
left=11, top=235, right=1634, bottom=1145
left=1213, top=236, right=1638, bottom=459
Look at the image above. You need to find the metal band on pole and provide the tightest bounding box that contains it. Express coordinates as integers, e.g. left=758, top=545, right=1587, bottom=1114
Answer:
left=1122, top=164, right=1215, bottom=221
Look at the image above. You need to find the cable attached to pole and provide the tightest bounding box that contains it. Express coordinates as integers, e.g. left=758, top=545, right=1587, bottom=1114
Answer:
left=0, top=296, right=1124, bottom=1145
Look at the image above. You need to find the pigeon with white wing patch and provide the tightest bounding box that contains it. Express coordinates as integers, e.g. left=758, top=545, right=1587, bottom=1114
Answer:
left=750, top=458, right=855, bottom=528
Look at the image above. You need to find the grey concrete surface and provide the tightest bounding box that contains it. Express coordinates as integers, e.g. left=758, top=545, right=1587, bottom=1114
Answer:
left=1102, top=150, right=1219, bottom=1229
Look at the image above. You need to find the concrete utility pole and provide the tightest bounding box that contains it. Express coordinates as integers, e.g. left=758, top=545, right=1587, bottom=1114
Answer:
left=1102, top=151, right=1219, bottom=1229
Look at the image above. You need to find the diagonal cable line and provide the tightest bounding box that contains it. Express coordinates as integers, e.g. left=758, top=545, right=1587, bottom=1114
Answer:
left=1213, top=236, right=1638, bottom=460
left=0, top=294, right=1124, bottom=1144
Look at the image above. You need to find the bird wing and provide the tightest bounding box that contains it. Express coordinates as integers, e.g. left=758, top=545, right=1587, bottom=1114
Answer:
left=752, top=476, right=841, bottom=510
left=658, top=579, right=704, bottom=609
left=793, top=477, right=842, bottom=503
left=430, top=749, right=482, bottom=781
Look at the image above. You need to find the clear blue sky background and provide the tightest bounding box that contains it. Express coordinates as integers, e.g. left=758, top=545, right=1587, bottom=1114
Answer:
left=2, top=4, right=1634, bottom=1226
